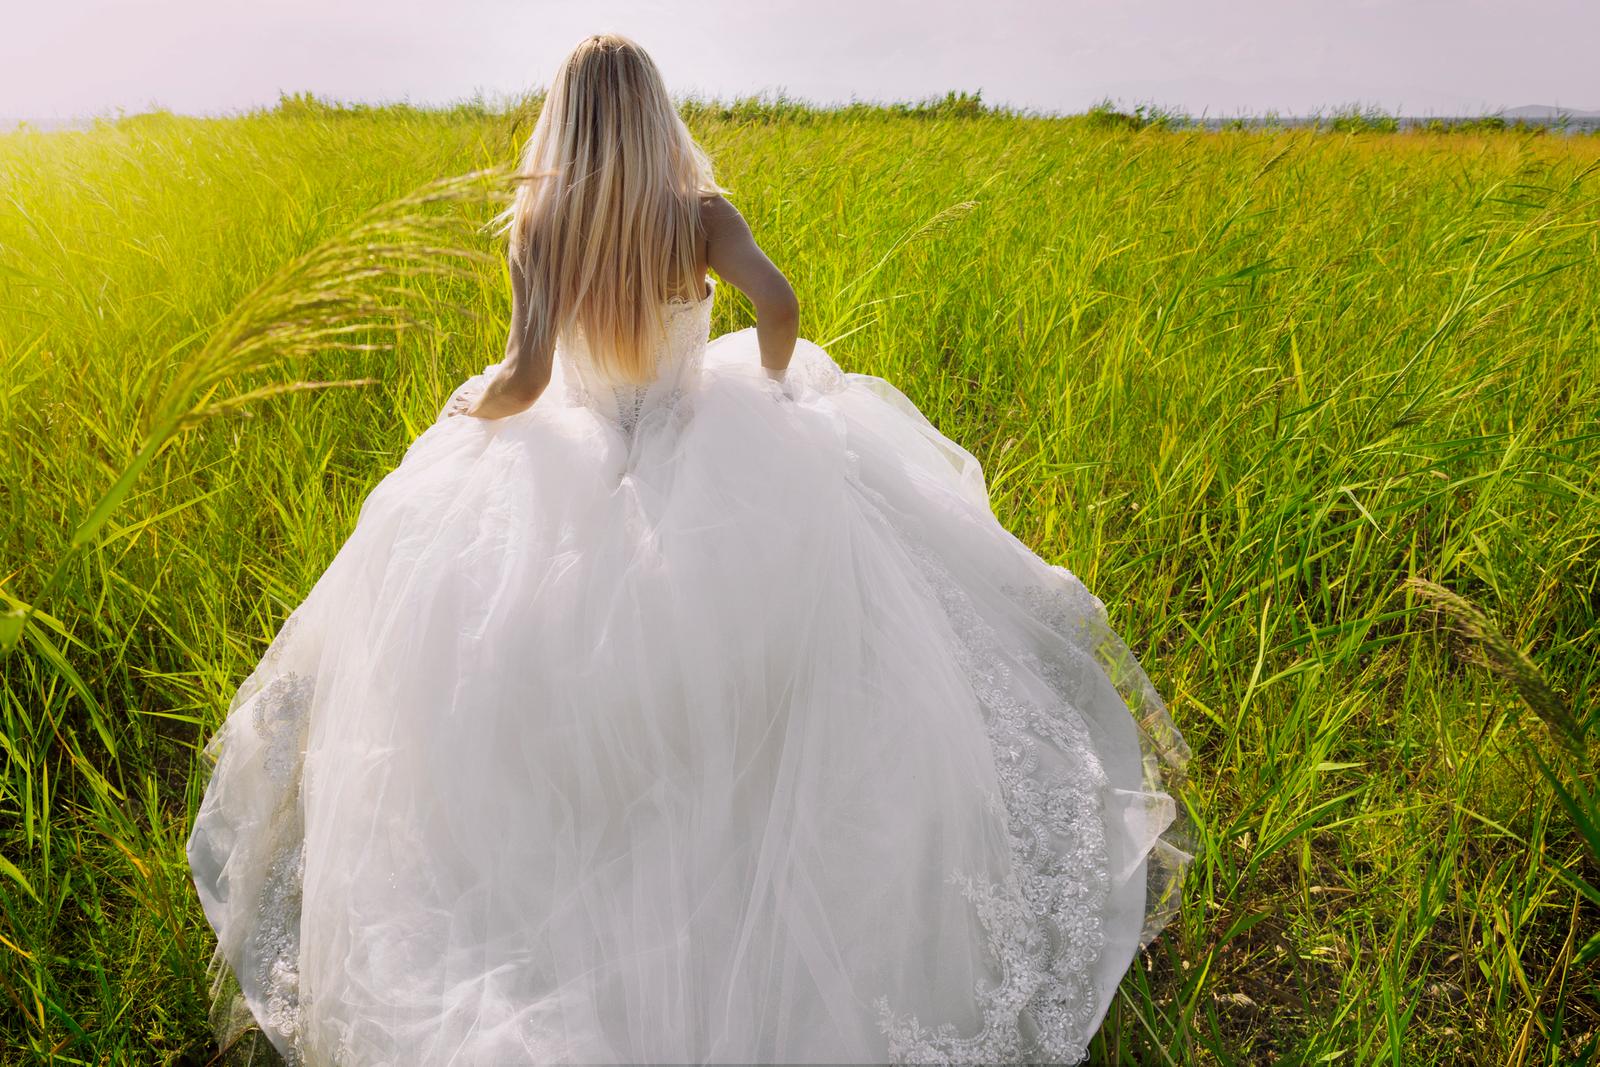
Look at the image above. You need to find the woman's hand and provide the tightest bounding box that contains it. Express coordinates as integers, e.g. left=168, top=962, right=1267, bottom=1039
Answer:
left=448, top=366, right=548, bottom=421
left=443, top=386, right=481, bottom=418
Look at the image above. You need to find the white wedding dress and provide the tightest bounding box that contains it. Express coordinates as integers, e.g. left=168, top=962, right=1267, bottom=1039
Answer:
left=187, top=275, right=1193, bottom=1065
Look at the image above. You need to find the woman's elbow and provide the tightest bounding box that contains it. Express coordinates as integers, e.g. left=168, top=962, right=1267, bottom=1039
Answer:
left=763, top=288, right=800, bottom=328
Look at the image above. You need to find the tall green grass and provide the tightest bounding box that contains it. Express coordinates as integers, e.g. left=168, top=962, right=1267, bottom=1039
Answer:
left=2, top=96, right=1597, bottom=1063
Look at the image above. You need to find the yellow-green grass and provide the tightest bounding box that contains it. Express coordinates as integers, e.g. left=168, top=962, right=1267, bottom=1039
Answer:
left=2, top=96, right=1598, bottom=1063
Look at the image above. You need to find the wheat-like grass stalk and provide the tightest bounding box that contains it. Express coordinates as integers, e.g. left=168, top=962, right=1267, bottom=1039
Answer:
left=1403, top=576, right=1584, bottom=754
left=0, top=165, right=515, bottom=655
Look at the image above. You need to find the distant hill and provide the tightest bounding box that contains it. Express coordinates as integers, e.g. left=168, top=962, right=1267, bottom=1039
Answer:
left=1504, top=105, right=1600, bottom=120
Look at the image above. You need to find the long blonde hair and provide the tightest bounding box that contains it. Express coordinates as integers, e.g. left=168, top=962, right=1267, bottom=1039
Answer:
left=500, top=33, right=725, bottom=384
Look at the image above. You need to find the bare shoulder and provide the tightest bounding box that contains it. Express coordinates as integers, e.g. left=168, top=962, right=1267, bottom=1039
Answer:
left=699, top=193, right=750, bottom=238
left=696, top=192, right=795, bottom=316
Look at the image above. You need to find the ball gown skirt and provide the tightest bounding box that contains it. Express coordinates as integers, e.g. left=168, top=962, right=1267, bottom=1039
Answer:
left=187, top=278, right=1193, bottom=1065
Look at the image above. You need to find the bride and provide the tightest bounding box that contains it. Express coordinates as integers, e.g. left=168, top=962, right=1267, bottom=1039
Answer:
left=188, top=32, right=1192, bottom=1066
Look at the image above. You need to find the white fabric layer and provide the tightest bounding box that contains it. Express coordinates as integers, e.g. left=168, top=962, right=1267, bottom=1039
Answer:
left=188, top=279, right=1193, bottom=1065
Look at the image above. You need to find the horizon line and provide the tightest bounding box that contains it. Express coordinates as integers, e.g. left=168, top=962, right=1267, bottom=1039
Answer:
left=6, top=89, right=1600, bottom=129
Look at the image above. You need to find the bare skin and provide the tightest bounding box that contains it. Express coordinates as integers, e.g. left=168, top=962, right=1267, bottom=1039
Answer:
left=700, top=193, right=800, bottom=379
left=451, top=194, right=799, bottom=421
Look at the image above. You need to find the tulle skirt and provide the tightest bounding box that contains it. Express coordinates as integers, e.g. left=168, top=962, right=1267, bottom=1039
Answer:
left=187, top=327, right=1192, bottom=1065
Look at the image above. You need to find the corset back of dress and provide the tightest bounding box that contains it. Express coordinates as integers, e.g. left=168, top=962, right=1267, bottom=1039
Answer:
left=557, top=277, right=716, bottom=435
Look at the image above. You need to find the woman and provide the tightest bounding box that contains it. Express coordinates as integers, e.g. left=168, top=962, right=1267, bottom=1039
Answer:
left=188, top=32, right=1192, bottom=1066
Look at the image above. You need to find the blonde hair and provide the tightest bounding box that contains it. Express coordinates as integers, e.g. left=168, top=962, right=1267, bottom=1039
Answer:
left=499, top=33, right=725, bottom=384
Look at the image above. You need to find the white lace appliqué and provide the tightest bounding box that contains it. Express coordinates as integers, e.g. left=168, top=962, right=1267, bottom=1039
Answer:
left=202, top=642, right=315, bottom=1066
left=849, top=482, right=1115, bottom=1065
left=253, top=673, right=314, bottom=787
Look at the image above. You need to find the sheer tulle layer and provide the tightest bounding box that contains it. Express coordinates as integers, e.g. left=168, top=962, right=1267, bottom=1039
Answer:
left=188, top=328, right=1192, bottom=1065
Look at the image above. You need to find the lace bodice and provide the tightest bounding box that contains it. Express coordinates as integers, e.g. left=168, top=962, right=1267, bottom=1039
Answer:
left=557, top=276, right=716, bottom=435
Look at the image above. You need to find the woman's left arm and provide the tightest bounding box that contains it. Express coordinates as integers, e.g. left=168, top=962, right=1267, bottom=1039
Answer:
left=457, top=255, right=554, bottom=420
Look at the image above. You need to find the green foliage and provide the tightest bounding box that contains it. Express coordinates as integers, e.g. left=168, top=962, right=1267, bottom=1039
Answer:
left=270, top=90, right=498, bottom=123
left=677, top=88, right=1000, bottom=127
left=1420, top=114, right=1512, bottom=135
left=1086, top=97, right=1194, bottom=131
left=2, top=99, right=1599, bottom=1064
left=1327, top=104, right=1401, bottom=134
left=886, top=89, right=994, bottom=120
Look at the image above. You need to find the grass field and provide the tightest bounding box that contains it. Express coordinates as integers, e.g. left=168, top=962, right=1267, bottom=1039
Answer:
left=2, top=94, right=1598, bottom=1063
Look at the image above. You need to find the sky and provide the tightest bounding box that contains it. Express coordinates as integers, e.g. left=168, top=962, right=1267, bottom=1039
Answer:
left=4, top=0, right=1597, bottom=124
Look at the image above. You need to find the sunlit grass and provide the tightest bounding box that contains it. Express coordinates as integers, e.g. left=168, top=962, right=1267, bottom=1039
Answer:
left=2, top=97, right=1598, bottom=1063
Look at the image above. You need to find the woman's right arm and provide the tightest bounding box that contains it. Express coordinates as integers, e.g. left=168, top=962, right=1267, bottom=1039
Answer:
left=702, top=195, right=799, bottom=378
left=458, top=254, right=555, bottom=420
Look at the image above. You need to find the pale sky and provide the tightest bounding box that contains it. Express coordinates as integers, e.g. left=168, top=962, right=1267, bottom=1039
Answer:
left=4, top=0, right=1597, bottom=124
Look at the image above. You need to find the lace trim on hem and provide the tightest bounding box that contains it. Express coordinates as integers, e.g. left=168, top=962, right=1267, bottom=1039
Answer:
left=202, top=611, right=315, bottom=1066
left=847, top=471, right=1190, bottom=1065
